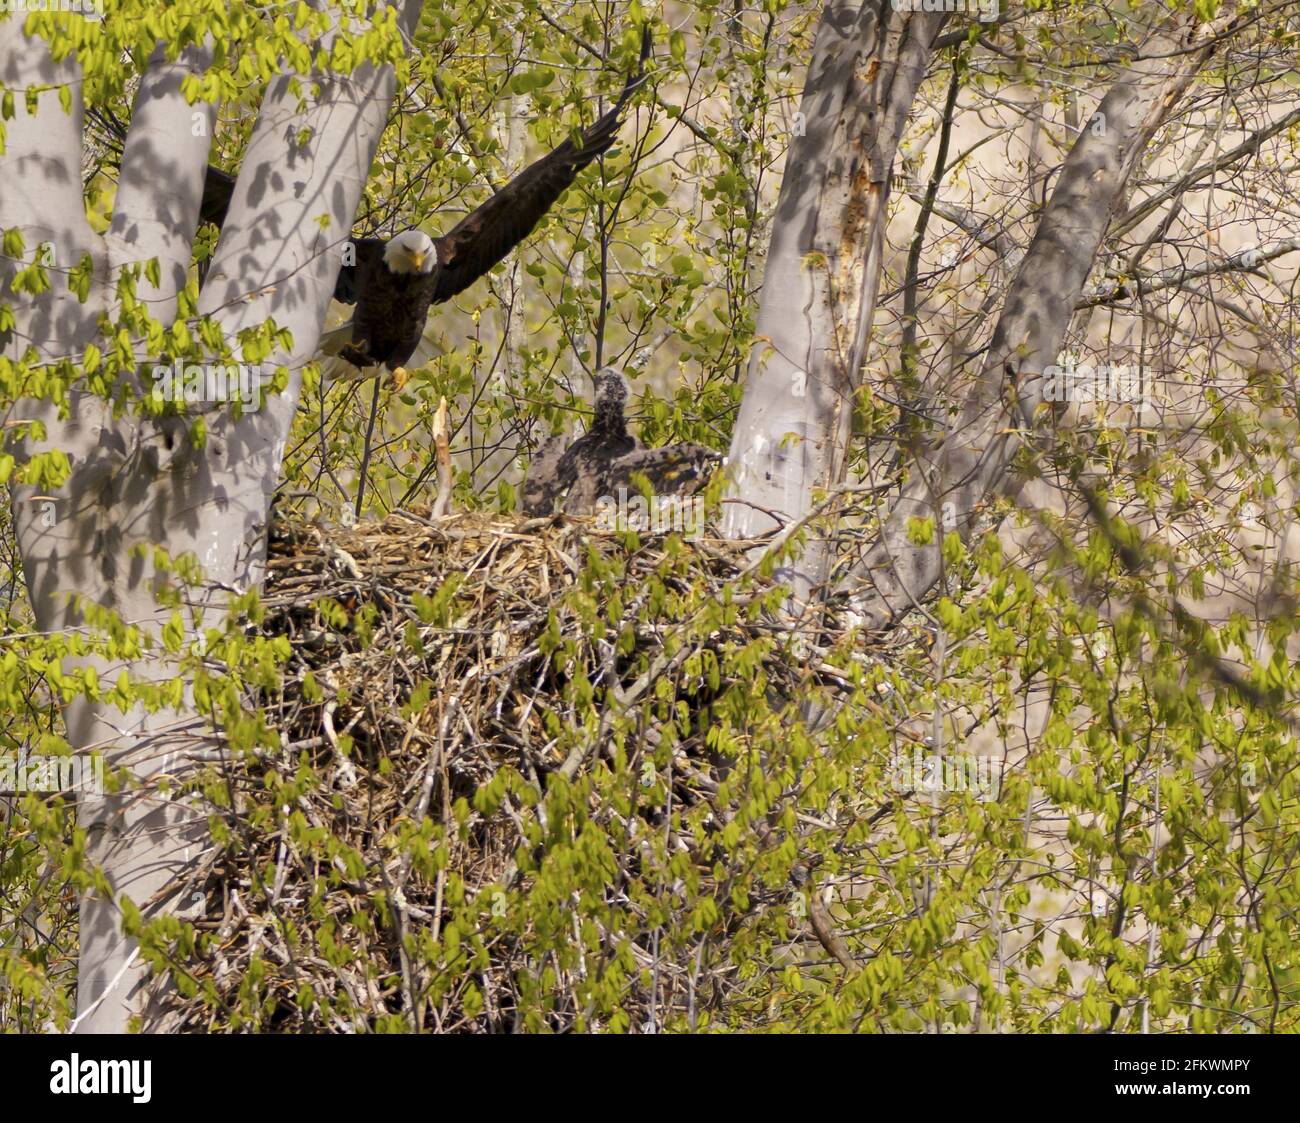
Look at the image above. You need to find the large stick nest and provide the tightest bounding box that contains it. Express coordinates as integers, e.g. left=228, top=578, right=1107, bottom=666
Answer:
left=145, top=509, right=905, bottom=1032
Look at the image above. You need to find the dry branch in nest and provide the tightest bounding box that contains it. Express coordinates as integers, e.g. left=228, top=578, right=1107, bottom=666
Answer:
left=143, top=509, right=914, bottom=1032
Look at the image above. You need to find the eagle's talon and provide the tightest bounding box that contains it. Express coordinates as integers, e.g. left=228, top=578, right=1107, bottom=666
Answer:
left=390, top=366, right=410, bottom=392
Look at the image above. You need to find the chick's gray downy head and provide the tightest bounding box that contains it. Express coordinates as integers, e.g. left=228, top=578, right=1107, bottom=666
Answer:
left=592, top=367, right=630, bottom=435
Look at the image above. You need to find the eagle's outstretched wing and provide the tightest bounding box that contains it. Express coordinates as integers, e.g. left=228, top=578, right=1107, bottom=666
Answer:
left=195, top=164, right=385, bottom=304
left=199, top=164, right=236, bottom=228
left=429, top=26, right=651, bottom=304
left=174, top=26, right=649, bottom=305
left=331, top=238, right=387, bottom=304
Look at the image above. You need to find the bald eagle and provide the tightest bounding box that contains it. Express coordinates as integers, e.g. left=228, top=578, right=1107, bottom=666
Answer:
left=194, top=27, right=651, bottom=383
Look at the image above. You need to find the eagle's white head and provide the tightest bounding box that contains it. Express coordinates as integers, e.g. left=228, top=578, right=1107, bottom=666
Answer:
left=384, top=229, right=437, bottom=275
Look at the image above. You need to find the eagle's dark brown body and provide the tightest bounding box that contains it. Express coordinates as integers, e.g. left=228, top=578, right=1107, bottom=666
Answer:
left=345, top=256, right=438, bottom=370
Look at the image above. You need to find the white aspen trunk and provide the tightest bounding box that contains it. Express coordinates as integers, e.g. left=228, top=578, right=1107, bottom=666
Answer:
left=721, top=3, right=945, bottom=611
left=1, top=2, right=424, bottom=1031
left=844, top=10, right=1234, bottom=628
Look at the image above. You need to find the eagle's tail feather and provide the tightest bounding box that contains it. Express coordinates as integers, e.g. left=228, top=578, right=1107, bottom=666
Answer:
left=318, top=354, right=380, bottom=386
left=314, top=319, right=382, bottom=386
left=318, top=321, right=355, bottom=356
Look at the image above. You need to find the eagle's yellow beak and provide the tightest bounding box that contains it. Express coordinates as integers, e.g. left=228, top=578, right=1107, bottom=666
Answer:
left=411, top=251, right=425, bottom=270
